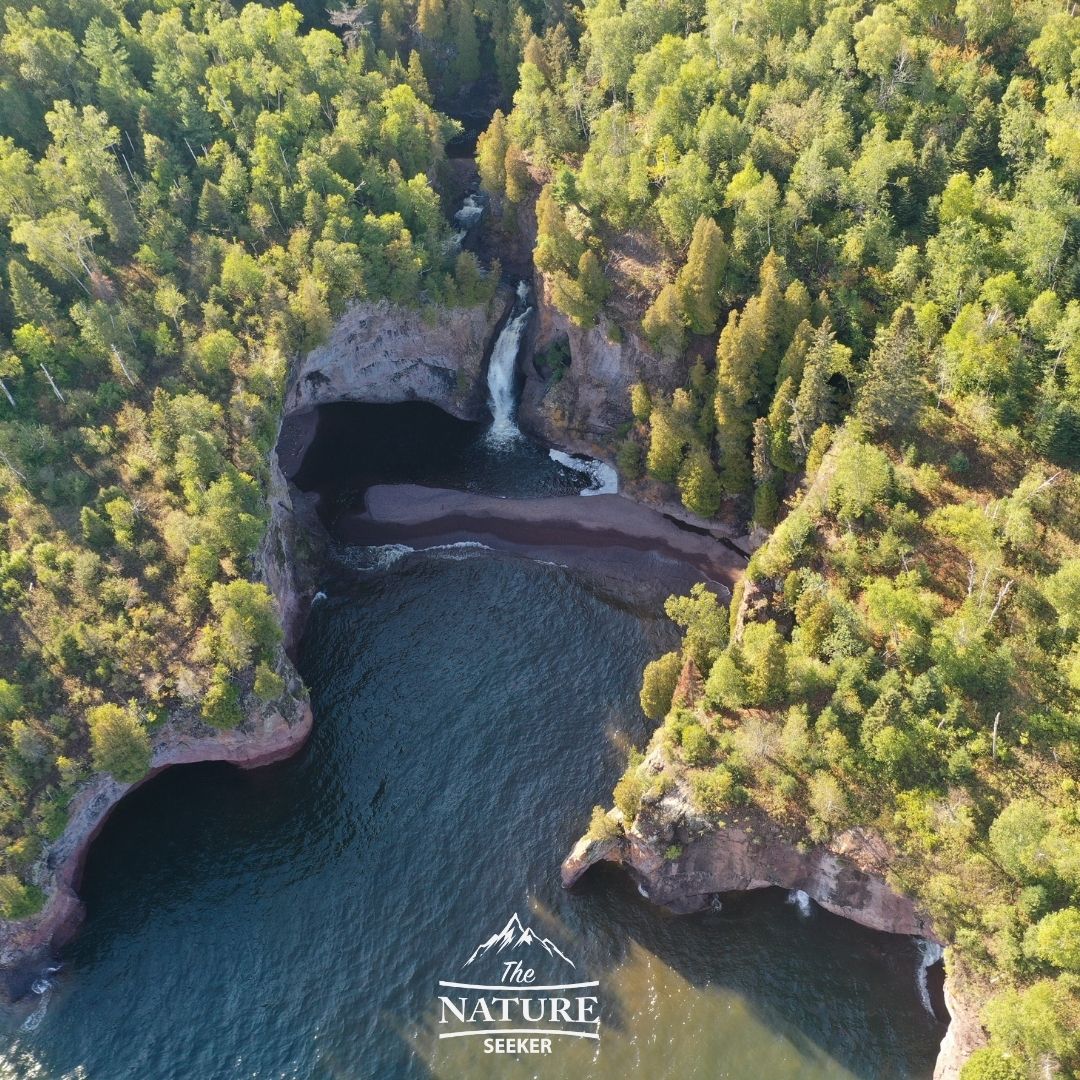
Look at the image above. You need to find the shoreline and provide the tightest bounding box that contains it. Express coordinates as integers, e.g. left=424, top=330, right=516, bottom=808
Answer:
left=335, top=484, right=747, bottom=591
left=0, top=704, right=313, bottom=1002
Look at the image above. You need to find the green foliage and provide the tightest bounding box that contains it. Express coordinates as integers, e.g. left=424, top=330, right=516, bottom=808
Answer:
left=613, top=767, right=646, bottom=824
left=959, top=1049, right=1026, bottom=1080
left=675, top=217, right=728, bottom=335
left=202, top=676, right=243, bottom=730
left=208, top=581, right=282, bottom=672
left=664, top=584, right=729, bottom=674
left=0, top=0, right=502, bottom=902
left=86, top=704, right=150, bottom=783
left=1026, top=909, right=1080, bottom=973
left=587, top=805, right=622, bottom=843
left=827, top=440, right=894, bottom=524
left=253, top=663, right=285, bottom=703
left=691, top=766, right=738, bottom=815
left=0, top=874, right=44, bottom=919
left=640, top=651, right=681, bottom=721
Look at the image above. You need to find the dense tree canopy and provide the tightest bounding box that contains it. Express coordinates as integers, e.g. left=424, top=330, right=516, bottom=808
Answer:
left=0, top=0, right=499, bottom=921
left=490, top=2, right=1080, bottom=1075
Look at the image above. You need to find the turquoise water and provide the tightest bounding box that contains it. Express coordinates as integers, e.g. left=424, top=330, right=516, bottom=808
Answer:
left=0, top=550, right=943, bottom=1079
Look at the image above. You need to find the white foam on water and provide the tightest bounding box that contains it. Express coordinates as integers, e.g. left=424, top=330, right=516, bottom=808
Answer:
left=916, top=938, right=944, bottom=1018
left=454, top=193, right=484, bottom=229
left=336, top=542, right=496, bottom=574
left=336, top=544, right=415, bottom=572
left=20, top=990, right=49, bottom=1033
left=548, top=449, right=619, bottom=495
left=786, top=889, right=813, bottom=917
left=425, top=541, right=492, bottom=561
left=484, top=290, right=532, bottom=447
left=311, top=591, right=327, bottom=605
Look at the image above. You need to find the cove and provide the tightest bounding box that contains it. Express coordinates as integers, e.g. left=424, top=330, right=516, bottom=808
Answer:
left=0, top=543, right=943, bottom=1078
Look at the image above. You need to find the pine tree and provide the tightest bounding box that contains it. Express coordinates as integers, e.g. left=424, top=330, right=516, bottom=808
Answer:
left=504, top=145, right=530, bottom=203
left=417, top=0, right=448, bottom=40
left=575, top=249, right=609, bottom=326
left=406, top=51, right=432, bottom=104
left=713, top=307, right=761, bottom=493
left=534, top=185, right=582, bottom=274
left=774, top=318, right=814, bottom=390
left=675, top=216, right=728, bottom=334
left=7, top=260, right=59, bottom=330
left=790, top=320, right=848, bottom=460
left=678, top=447, right=723, bottom=517
left=646, top=404, right=686, bottom=482
left=766, top=376, right=799, bottom=472
left=477, top=111, right=509, bottom=197
left=855, top=305, right=924, bottom=434
left=449, top=0, right=480, bottom=90
left=198, top=179, right=229, bottom=231
left=642, top=282, right=686, bottom=360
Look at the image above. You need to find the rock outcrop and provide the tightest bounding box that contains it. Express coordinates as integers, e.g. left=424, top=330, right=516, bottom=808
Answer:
left=0, top=691, right=312, bottom=1001
left=285, top=293, right=511, bottom=423
left=562, top=777, right=990, bottom=1077
left=261, top=431, right=324, bottom=655
left=934, top=959, right=990, bottom=1079
left=562, top=804, right=937, bottom=939
left=519, top=273, right=692, bottom=453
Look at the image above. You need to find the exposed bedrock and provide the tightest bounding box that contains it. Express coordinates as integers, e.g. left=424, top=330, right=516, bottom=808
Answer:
left=561, top=804, right=937, bottom=938
left=561, top=778, right=987, bottom=1077
left=519, top=272, right=692, bottom=455
left=0, top=693, right=312, bottom=1001
left=284, top=292, right=513, bottom=427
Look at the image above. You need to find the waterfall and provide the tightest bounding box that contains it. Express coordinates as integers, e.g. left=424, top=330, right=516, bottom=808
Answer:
left=484, top=282, right=532, bottom=446
left=449, top=192, right=484, bottom=251
left=916, top=938, right=944, bottom=1018
left=786, top=889, right=813, bottom=917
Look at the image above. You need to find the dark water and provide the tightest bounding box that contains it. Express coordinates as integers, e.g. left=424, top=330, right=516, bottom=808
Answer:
left=0, top=552, right=943, bottom=1079
left=289, top=403, right=590, bottom=525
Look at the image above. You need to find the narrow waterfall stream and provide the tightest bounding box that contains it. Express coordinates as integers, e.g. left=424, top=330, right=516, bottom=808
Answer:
left=485, top=281, right=532, bottom=445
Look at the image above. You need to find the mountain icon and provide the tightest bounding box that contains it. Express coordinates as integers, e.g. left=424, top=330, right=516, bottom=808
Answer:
left=464, top=913, right=576, bottom=969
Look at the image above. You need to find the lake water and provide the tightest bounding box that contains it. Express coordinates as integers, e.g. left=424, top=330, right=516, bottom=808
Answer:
left=0, top=546, right=943, bottom=1079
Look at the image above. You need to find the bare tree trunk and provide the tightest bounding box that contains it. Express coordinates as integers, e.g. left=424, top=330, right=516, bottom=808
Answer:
left=40, top=363, right=65, bottom=402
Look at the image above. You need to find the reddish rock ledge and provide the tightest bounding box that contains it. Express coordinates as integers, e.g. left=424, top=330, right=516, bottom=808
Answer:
left=562, top=797, right=988, bottom=1078
left=0, top=698, right=312, bottom=1001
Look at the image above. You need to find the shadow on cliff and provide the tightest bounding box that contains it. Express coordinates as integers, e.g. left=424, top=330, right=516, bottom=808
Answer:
left=564, top=862, right=946, bottom=1080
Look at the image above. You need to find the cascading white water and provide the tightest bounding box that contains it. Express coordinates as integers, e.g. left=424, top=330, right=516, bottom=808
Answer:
left=484, top=282, right=532, bottom=446
left=449, top=192, right=485, bottom=252
left=916, top=938, right=944, bottom=1018
left=454, top=193, right=484, bottom=230
left=786, top=889, right=813, bottom=917
left=548, top=449, right=619, bottom=495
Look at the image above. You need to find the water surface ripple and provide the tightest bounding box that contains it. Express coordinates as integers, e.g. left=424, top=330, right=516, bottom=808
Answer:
left=0, top=554, right=943, bottom=1079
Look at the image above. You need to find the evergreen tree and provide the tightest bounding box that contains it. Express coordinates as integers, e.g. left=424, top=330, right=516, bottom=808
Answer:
left=449, top=0, right=480, bottom=90
left=855, top=305, right=925, bottom=434
left=678, top=446, right=723, bottom=517
left=477, top=110, right=509, bottom=196
left=642, top=282, right=686, bottom=360
left=7, top=260, right=59, bottom=330
left=675, top=216, right=728, bottom=334
left=646, top=404, right=686, bottom=482
left=790, top=320, right=849, bottom=460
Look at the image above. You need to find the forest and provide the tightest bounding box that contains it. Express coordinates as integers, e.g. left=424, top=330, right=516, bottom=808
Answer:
left=0, top=0, right=507, bottom=923
left=476, top=1, right=1080, bottom=1076
left=0, top=0, right=1077, bottom=1075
